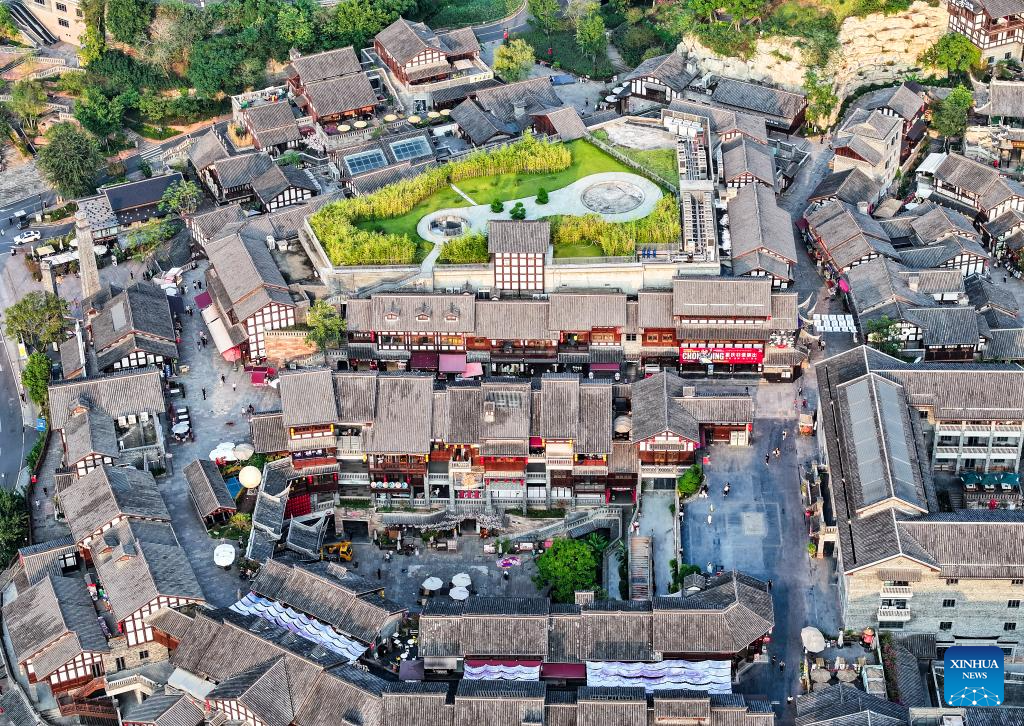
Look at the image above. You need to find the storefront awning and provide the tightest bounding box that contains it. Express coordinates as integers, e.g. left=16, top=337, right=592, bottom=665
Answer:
left=201, top=307, right=242, bottom=362
left=411, top=351, right=439, bottom=370
left=590, top=362, right=621, bottom=372
left=195, top=291, right=213, bottom=310
left=440, top=353, right=466, bottom=373
left=251, top=370, right=267, bottom=385
left=541, top=663, right=587, bottom=679
left=463, top=361, right=484, bottom=377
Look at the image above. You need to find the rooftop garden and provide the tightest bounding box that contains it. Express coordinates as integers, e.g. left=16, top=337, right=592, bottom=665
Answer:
left=311, top=135, right=667, bottom=266
left=590, top=129, right=679, bottom=188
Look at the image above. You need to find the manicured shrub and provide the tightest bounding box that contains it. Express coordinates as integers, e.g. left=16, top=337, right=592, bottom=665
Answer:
left=536, top=187, right=549, bottom=204
left=509, top=202, right=527, bottom=220
left=490, top=199, right=504, bottom=213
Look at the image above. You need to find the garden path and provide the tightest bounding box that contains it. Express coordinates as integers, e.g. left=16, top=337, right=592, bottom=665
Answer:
left=415, top=171, right=662, bottom=244
left=449, top=183, right=478, bottom=206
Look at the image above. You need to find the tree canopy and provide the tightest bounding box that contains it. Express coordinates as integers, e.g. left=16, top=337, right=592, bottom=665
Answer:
left=37, top=123, right=104, bottom=200
left=159, top=179, right=203, bottom=216
left=493, top=38, right=535, bottom=82
left=534, top=537, right=599, bottom=603
left=4, top=292, right=69, bottom=351
left=574, top=11, right=606, bottom=63
left=0, top=3, right=18, bottom=40
left=527, top=0, right=560, bottom=36
left=106, top=0, right=153, bottom=44
left=9, top=80, right=47, bottom=133
left=21, top=352, right=51, bottom=409
left=933, top=85, right=973, bottom=144
left=920, top=33, right=980, bottom=74
left=304, top=300, right=346, bottom=352
left=0, top=490, right=29, bottom=568
left=865, top=315, right=903, bottom=358
left=803, top=69, right=838, bottom=131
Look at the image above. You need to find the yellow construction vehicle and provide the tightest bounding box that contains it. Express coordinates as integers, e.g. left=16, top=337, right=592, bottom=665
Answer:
left=321, top=541, right=353, bottom=562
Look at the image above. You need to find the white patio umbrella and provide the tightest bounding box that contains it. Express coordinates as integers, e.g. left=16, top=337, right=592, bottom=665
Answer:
left=421, top=577, right=443, bottom=591
left=172, top=422, right=190, bottom=434
left=239, top=465, right=263, bottom=489
left=451, top=573, right=471, bottom=588
left=213, top=544, right=236, bottom=567
left=801, top=626, right=827, bottom=653
left=233, top=443, right=255, bottom=461
left=449, top=586, right=470, bottom=601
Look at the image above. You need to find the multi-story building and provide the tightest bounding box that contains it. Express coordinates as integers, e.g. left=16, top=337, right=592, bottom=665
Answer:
left=727, top=183, right=797, bottom=288
left=817, top=346, right=1024, bottom=654
left=947, top=0, right=1024, bottom=62
left=87, top=282, right=178, bottom=374
left=832, top=109, right=903, bottom=190
left=76, top=174, right=183, bottom=242
left=18, top=0, right=84, bottom=44
left=621, top=52, right=696, bottom=110
left=917, top=152, right=1024, bottom=221
left=864, top=81, right=928, bottom=160
left=488, top=220, right=548, bottom=294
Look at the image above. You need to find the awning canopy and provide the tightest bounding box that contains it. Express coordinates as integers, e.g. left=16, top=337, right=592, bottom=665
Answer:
left=440, top=353, right=466, bottom=373
left=463, top=361, right=484, bottom=377
left=411, top=351, right=439, bottom=370
left=590, top=362, right=621, bottom=372
left=202, top=306, right=242, bottom=361
left=195, top=291, right=213, bottom=310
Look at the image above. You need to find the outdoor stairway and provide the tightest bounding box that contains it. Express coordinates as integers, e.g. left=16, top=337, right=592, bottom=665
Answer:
left=629, top=535, right=652, bottom=601
left=0, top=51, right=33, bottom=75
left=511, top=507, right=621, bottom=543
left=8, top=3, right=57, bottom=45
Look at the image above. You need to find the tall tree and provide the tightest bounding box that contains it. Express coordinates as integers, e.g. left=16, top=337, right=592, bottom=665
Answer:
left=534, top=538, right=599, bottom=603
left=803, top=69, right=838, bottom=130
left=106, top=0, right=153, bottom=44
left=73, top=87, right=131, bottom=144
left=565, top=0, right=597, bottom=22
left=493, top=38, right=535, bottom=82
left=4, top=292, right=69, bottom=350
left=37, top=123, right=104, bottom=200
left=9, top=80, right=47, bottom=133
left=527, top=0, right=560, bottom=36
left=159, top=179, right=203, bottom=216
left=276, top=0, right=317, bottom=52
left=574, top=10, right=606, bottom=64
left=21, top=352, right=51, bottom=408
left=304, top=300, right=345, bottom=352
left=78, top=0, right=106, bottom=64
left=933, top=85, right=973, bottom=146
left=0, top=4, right=19, bottom=41
left=865, top=315, right=903, bottom=358
left=0, top=490, right=28, bottom=567
left=920, top=33, right=980, bottom=75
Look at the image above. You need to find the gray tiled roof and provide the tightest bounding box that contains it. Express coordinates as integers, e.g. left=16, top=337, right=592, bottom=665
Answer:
left=805, top=200, right=899, bottom=270
left=250, top=411, right=288, bottom=453
left=48, top=368, right=165, bottom=430
left=293, top=666, right=388, bottom=726
left=473, top=77, right=562, bottom=126
left=375, top=18, right=479, bottom=67
left=665, top=99, right=768, bottom=144
left=455, top=680, right=546, bottom=725
left=206, top=232, right=293, bottom=322
left=536, top=106, right=588, bottom=141
left=62, top=465, right=169, bottom=544
left=63, top=404, right=119, bottom=464
left=214, top=152, right=275, bottom=190
left=122, top=691, right=205, bottom=726
left=279, top=368, right=338, bottom=427
left=808, top=168, right=882, bottom=206
left=935, top=153, right=1024, bottom=213
left=450, top=99, right=510, bottom=146
left=91, top=282, right=177, bottom=369
left=3, top=575, right=109, bottom=675
left=727, top=183, right=795, bottom=264
left=908, top=205, right=978, bottom=244
left=630, top=371, right=700, bottom=443
left=208, top=658, right=296, bottom=726
left=252, top=164, right=318, bottom=206
left=184, top=459, right=236, bottom=518
left=624, top=52, right=695, bottom=93
left=90, top=519, right=204, bottom=622
left=487, top=220, right=550, bottom=253
left=796, top=683, right=908, bottom=726
left=475, top=299, right=552, bottom=340
left=548, top=292, right=627, bottom=331
left=371, top=294, right=477, bottom=333
left=673, top=276, right=773, bottom=319
left=866, top=82, right=925, bottom=122
left=305, top=72, right=378, bottom=118
left=904, top=305, right=980, bottom=347
left=711, top=78, right=806, bottom=125
left=245, top=102, right=299, bottom=139
left=721, top=137, right=776, bottom=186
left=187, top=128, right=231, bottom=171
left=974, top=78, right=1024, bottom=117
left=288, top=47, right=362, bottom=84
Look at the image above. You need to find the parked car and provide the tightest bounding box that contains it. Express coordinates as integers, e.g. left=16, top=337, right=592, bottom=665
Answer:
left=13, top=230, right=40, bottom=245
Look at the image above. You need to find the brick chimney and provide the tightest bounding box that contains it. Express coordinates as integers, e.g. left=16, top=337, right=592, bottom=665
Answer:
left=75, top=211, right=101, bottom=303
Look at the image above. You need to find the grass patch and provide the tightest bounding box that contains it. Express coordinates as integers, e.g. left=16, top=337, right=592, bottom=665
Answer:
left=554, top=241, right=605, bottom=257
left=354, top=139, right=630, bottom=245
left=591, top=130, right=678, bottom=185
left=419, top=0, right=520, bottom=27
left=514, top=28, right=615, bottom=79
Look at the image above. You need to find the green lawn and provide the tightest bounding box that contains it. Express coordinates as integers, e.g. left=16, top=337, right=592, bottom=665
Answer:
left=591, top=130, right=679, bottom=186
left=355, top=140, right=631, bottom=243
left=554, top=242, right=604, bottom=257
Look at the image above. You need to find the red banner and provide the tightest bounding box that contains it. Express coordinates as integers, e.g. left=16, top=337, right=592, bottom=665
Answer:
left=679, top=347, right=764, bottom=364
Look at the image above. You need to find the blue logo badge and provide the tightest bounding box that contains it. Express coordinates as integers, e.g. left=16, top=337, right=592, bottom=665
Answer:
left=944, top=645, right=1004, bottom=706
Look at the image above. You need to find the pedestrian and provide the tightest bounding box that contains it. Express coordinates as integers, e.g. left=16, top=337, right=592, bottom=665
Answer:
left=780, top=661, right=786, bottom=672
left=802, top=398, right=808, bottom=409
left=221, top=374, right=226, bottom=384
left=201, top=387, right=207, bottom=400
left=43, top=487, right=47, bottom=496
left=771, top=655, right=777, bottom=665
left=774, top=447, right=781, bottom=458
left=232, top=382, right=237, bottom=392
left=744, top=386, right=749, bottom=395
left=1, top=227, right=5, bottom=237
left=376, top=567, right=382, bottom=580
left=782, top=429, right=788, bottom=440
left=187, top=306, right=193, bottom=317
left=797, top=385, right=803, bottom=397
left=1005, top=275, right=1008, bottom=284
left=765, top=453, right=770, bottom=466
left=197, top=340, right=202, bottom=351
left=787, top=696, right=794, bottom=705
left=130, top=271, right=134, bottom=280
left=767, top=579, right=773, bottom=591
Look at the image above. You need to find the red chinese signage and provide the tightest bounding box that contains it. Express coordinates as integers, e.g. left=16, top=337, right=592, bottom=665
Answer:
left=679, top=347, right=764, bottom=364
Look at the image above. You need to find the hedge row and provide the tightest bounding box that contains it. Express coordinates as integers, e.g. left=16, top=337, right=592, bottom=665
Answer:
left=551, top=195, right=680, bottom=256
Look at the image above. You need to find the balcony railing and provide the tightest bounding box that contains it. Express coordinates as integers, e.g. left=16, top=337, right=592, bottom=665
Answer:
left=337, top=436, right=361, bottom=453
left=573, top=464, right=609, bottom=476
left=880, top=585, right=914, bottom=598
left=877, top=607, right=912, bottom=622
left=547, top=456, right=574, bottom=469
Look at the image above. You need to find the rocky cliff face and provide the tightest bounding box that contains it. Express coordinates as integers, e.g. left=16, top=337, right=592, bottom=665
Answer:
left=679, top=1, right=948, bottom=124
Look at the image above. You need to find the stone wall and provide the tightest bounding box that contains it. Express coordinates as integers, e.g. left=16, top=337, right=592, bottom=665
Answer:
left=263, top=330, right=319, bottom=367
left=680, top=1, right=949, bottom=126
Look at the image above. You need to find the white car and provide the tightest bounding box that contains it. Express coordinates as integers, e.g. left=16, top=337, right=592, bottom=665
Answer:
left=13, top=230, right=40, bottom=245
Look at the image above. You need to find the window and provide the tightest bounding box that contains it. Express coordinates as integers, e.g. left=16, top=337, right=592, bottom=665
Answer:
left=389, top=136, right=431, bottom=161
left=940, top=622, right=953, bottom=631
left=946, top=579, right=959, bottom=585
left=1005, top=622, right=1018, bottom=631
left=56, top=2, right=67, bottom=9
left=343, top=149, right=388, bottom=175
left=115, top=657, right=126, bottom=671
left=91, top=662, right=102, bottom=677
left=1011, top=600, right=1021, bottom=609
left=58, top=18, right=69, bottom=26
left=943, top=599, right=956, bottom=608
left=878, top=621, right=904, bottom=630
left=1013, top=579, right=1024, bottom=585
left=138, top=649, right=150, bottom=660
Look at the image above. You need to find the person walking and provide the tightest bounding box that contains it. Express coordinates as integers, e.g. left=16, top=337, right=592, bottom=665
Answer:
left=767, top=579, right=773, bottom=591
left=765, top=453, right=770, bottom=466
left=201, top=387, right=207, bottom=400
left=780, top=661, right=786, bottom=672
left=782, top=429, right=788, bottom=441
left=376, top=568, right=382, bottom=580
left=221, top=374, right=226, bottom=384
left=232, top=382, right=237, bottom=392
left=771, top=655, right=777, bottom=665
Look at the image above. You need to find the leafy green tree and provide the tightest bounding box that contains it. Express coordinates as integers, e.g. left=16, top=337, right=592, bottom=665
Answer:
left=677, top=464, right=703, bottom=496
left=865, top=315, right=903, bottom=357
left=229, top=513, right=253, bottom=534
left=493, top=38, right=535, bottom=82
left=509, top=201, right=527, bottom=220
left=528, top=0, right=560, bottom=36
left=803, top=69, right=838, bottom=130
left=4, top=292, right=69, bottom=350
left=304, top=299, right=346, bottom=352
left=723, top=0, right=765, bottom=28
left=187, top=35, right=251, bottom=96
left=38, top=123, right=103, bottom=200
left=0, top=490, right=29, bottom=567
left=78, top=25, right=106, bottom=65
left=74, top=87, right=130, bottom=144
left=534, top=537, right=598, bottom=602
left=575, top=10, right=606, bottom=64
left=21, top=352, right=51, bottom=408
left=106, top=0, right=152, bottom=43
left=583, top=532, right=608, bottom=557
left=920, top=33, right=980, bottom=75
left=327, top=0, right=415, bottom=51
left=688, top=0, right=718, bottom=23
left=565, top=0, right=597, bottom=22
left=276, top=0, right=317, bottom=52
left=9, top=80, right=47, bottom=133
left=277, top=151, right=303, bottom=166
left=933, top=85, right=973, bottom=146
left=159, top=179, right=203, bottom=216
left=0, top=3, right=19, bottom=40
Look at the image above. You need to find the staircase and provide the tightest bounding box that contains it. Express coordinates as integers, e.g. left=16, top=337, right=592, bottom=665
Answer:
left=0, top=50, right=34, bottom=75
left=511, top=507, right=621, bottom=543
left=628, top=535, right=652, bottom=601
left=6, top=3, right=57, bottom=46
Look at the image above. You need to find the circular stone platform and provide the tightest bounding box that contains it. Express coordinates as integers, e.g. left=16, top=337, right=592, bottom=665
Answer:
left=581, top=181, right=645, bottom=214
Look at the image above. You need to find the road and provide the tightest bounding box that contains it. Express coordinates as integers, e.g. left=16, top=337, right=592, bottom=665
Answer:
left=473, top=0, right=529, bottom=42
